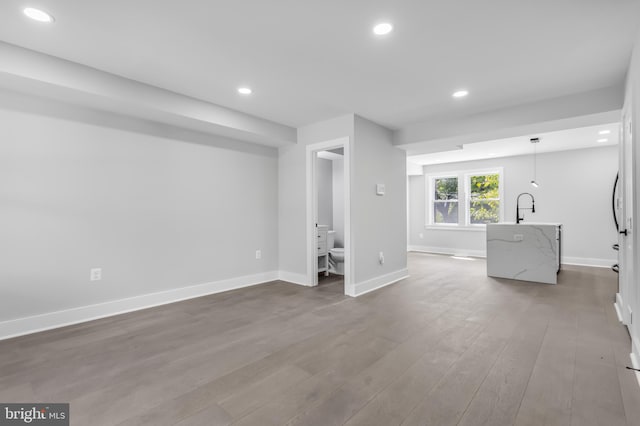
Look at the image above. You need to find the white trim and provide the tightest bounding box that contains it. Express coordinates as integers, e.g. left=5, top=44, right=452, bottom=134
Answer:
left=408, top=245, right=485, bottom=258
left=0, top=271, right=279, bottom=341
left=347, top=269, right=409, bottom=297
left=407, top=246, right=615, bottom=268
left=614, top=298, right=624, bottom=322
left=306, top=137, right=352, bottom=295
left=424, top=225, right=486, bottom=232
left=562, top=257, right=617, bottom=268
left=278, top=271, right=311, bottom=286
left=631, top=350, right=640, bottom=369
left=630, top=349, right=640, bottom=389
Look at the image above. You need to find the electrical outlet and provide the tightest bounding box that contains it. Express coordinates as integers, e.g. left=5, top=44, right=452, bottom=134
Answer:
left=419, top=233, right=424, bottom=239
left=90, top=268, right=102, bottom=281
left=513, top=234, right=524, bottom=242
left=379, top=251, right=385, bottom=265
left=255, top=250, right=262, bottom=260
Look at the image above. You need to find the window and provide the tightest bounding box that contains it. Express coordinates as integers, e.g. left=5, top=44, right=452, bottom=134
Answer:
left=432, top=176, right=458, bottom=224
left=427, top=168, right=503, bottom=227
left=467, top=172, right=501, bottom=224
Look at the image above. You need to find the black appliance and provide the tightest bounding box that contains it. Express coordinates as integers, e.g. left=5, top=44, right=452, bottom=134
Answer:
left=612, top=173, right=620, bottom=273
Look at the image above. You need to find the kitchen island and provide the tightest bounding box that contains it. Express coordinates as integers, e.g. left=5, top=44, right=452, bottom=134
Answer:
left=486, top=223, right=562, bottom=284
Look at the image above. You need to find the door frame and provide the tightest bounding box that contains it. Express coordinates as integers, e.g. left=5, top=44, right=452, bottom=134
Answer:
left=305, top=137, right=352, bottom=294
left=619, top=111, right=635, bottom=328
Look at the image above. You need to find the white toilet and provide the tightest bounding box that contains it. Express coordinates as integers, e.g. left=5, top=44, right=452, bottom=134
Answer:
left=327, top=230, right=345, bottom=275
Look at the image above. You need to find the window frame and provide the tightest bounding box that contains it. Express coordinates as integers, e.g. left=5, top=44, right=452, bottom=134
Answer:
left=427, top=174, right=460, bottom=227
left=426, top=168, right=504, bottom=229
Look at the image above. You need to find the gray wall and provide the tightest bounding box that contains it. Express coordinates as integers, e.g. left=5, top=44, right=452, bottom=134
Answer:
left=316, top=158, right=333, bottom=229
left=279, top=114, right=408, bottom=289
left=408, top=146, right=618, bottom=264
left=352, top=116, right=407, bottom=283
left=0, top=102, right=408, bottom=322
left=278, top=115, right=354, bottom=278
left=0, top=99, right=278, bottom=322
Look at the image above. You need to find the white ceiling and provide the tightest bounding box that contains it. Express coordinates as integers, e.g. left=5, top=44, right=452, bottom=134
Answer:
left=0, top=0, right=638, bottom=131
left=408, top=123, right=620, bottom=165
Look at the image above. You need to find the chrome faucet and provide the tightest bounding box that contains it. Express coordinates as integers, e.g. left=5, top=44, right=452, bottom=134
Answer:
left=516, top=193, right=535, bottom=224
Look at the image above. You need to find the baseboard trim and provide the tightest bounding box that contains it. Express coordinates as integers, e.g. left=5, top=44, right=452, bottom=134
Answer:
left=0, top=271, right=279, bottom=341
left=408, top=245, right=485, bottom=258
left=614, top=298, right=624, bottom=322
left=630, top=347, right=640, bottom=389
left=408, top=246, right=615, bottom=268
left=562, top=257, right=616, bottom=268
left=278, top=271, right=311, bottom=286
left=347, top=269, right=409, bottom=297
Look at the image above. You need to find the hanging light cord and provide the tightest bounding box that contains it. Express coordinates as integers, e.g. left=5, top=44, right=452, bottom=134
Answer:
left=530, top=137, right=540, bottom=186
left=533, top=142, right=537, bottom=182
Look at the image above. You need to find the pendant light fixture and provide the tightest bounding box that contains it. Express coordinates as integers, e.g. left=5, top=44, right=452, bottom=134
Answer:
left=530, top=137, right=540, bottom=188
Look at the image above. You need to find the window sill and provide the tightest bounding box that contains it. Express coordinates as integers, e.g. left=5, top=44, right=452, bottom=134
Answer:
left=425, top=225, right=487, bottom=232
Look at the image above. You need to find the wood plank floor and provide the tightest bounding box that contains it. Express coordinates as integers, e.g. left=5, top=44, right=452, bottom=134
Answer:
left=1, top=252, right=639, bottom=425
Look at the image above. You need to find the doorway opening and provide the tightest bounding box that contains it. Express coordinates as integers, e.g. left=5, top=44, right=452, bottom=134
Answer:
left=306, top=137, right=352, bottom=296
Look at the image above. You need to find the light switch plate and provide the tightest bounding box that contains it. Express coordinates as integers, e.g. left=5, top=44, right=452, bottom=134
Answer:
left=376, top=183, right=385, bottom=195
left=90, top=268, right=102, bottom=281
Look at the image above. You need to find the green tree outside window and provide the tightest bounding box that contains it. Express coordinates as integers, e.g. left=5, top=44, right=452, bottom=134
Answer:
left=468, top=173, right=500, bottom=224
left=433, top=177, right=458, bottom=223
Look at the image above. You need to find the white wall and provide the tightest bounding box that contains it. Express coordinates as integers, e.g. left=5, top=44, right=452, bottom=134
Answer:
left=332, top=158, right=345, bottom=248
left=409, top=146, right=619, bottom=266
left=316, top=155, right=345, bottom=247
left=0, top=95, right=279, bottom=327
left=621, top=28, right=640, bottom=371
left=316, top=158, right=333, bottom=229
left=352, top=116, right=408, bottom=291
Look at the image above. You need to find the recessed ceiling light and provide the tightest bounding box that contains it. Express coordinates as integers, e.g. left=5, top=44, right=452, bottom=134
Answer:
left=237, top=87, right=252, bottom=95
left=373, top=23, right=393, bottom=35
left=23, top=7, right=54, bottom=23
left=599, top=130, right=611, bottom=135
left=597, top=138, right=609, bottom=143
left=452, top=90, right=469, bottom=98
